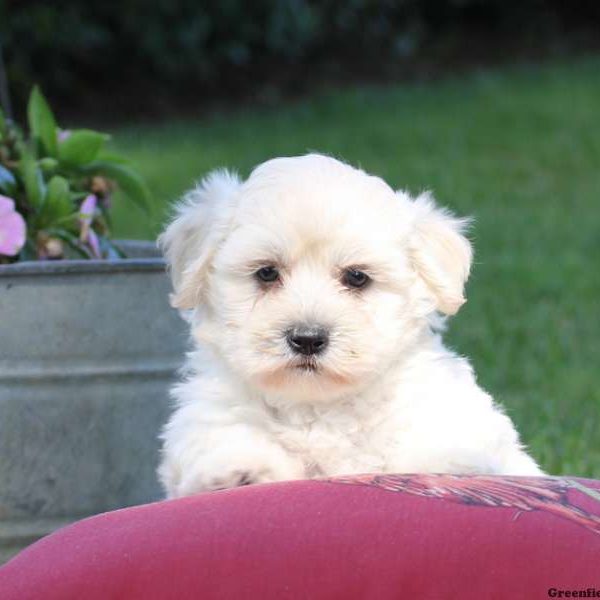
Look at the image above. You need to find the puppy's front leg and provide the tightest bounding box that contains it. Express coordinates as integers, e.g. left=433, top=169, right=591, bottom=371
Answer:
left=158, top=401, right=305, bottom=498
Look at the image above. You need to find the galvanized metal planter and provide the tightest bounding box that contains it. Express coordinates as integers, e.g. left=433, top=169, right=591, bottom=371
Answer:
left=0, top=241, right=187, bottom=563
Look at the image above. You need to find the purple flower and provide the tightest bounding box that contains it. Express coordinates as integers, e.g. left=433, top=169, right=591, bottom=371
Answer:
left=79, top=194, right=101, bottom=258
left=79, top=194, right=96, bottom=228
left=58, top=129, right=71, bottom=142
left=0, top=195, right=27, bottom=256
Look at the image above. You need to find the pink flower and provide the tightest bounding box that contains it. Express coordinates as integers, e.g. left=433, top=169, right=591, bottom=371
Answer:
left=79, top=194, right=96, bottom=228
left=58, top=129, right=71, bottom=142
left=79, top=194, right=101, bottom=258
left=0, top=195, right=27, bottom=256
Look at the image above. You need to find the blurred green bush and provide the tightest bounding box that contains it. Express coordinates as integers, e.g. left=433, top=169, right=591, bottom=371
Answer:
left=2, top=1, right=599, bottom=117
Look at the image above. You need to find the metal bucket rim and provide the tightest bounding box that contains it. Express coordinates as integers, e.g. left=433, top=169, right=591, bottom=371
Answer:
left=0, top=240, right=165, bottom=276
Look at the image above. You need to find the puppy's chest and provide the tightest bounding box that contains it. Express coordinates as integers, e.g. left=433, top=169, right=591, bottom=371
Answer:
left=268, top=403, right=395, bottom=475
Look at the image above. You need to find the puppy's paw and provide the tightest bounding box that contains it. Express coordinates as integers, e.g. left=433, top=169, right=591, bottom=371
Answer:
left=164, top=441, right=305, bottom=498
left=178, top=464, right=279, bottom=496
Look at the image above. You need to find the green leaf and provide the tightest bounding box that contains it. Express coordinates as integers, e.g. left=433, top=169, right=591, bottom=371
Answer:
left=84, top=161, right=151, bottom=213
left=0, top=164, right=17, bottom=195
left=27, top=86, right=59, bottom=157
left=69, top=191, right=89, bottom=205
left=40, top=176, right=73, bottom=226
left=39, top=157, right=59, bottom=174
left=46, top=176, right=69, bottom=204
left=0, top=106, right=5, bottom=134
left=95, top=152, right=131, bottom=165
left=19, top=151, right=46, bottom=210
left=58, top=130, right=110, bottom=166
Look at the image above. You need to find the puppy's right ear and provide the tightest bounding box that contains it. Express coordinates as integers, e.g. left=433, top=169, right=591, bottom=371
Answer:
left=158, top=170, right=241, bottom=310
left=406, top=192, right=473, bottom=316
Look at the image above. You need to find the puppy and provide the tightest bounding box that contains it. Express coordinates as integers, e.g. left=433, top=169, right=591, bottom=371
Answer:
left=158, top=154, right=542, bottom=498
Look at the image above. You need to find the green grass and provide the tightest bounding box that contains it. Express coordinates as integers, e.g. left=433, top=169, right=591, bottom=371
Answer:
left=111, top=57, right=600, bottom=478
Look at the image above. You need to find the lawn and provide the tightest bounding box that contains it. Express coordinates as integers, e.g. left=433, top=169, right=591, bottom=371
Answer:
left=111, top=57, right=600, bottom=478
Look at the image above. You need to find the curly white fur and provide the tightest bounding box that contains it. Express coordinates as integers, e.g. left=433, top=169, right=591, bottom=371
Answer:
left=158, top=153, right=542, bottom=498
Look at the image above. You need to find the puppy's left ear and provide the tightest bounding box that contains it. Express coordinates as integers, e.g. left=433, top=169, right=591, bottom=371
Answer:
left=406, top=192, right=473, bottom=316
left=158, top=170, right=242, bottom=310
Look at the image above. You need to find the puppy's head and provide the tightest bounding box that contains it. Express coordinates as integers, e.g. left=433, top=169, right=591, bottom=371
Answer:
left=160, top=154, right=471, bottom=402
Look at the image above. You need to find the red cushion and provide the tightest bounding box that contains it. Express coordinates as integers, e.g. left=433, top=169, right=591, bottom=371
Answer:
left=1, top=475, right=599, bottom=599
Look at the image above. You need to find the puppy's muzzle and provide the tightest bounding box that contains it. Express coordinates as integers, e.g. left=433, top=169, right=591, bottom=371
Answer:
left=286, top=325, right=329, bottom=356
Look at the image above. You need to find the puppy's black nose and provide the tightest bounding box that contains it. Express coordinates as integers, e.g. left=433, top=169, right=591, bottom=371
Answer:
left=286, top=325, right=329, bottom=356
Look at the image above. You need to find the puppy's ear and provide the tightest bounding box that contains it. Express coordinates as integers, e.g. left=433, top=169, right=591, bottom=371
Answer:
left=158, top=170, right=241, bottom=310
left=407, top=192, right=473, bottom=315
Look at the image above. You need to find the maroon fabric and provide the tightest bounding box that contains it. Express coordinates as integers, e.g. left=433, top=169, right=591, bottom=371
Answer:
left=1, top=475, right=599, bottom=600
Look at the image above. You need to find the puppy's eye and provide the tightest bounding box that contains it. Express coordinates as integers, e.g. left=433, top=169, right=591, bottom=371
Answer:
left=255, top=266, right=280, bottom=283
left=342, top=268, right=370, bottom=289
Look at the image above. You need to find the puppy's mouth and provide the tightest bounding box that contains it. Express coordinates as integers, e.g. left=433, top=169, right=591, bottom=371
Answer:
left=291, top=359, right=319, bottom=373
left=257, top=357, right=354, bottom=391
left=286, top=358, right=355, bottom=387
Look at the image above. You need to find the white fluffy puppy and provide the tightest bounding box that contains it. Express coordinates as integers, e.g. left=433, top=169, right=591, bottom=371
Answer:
left=158, top=153, right=542, bottom=498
